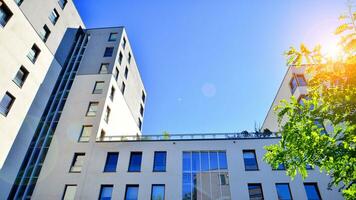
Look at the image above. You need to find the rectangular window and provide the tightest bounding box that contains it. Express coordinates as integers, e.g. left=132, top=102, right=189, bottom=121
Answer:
left=138, top=118, right=142, bottom=130
left=49, top=8, right=59, bottom=25
left=58, top=0, right=67, bottom=9
left=128, top=152, right=142, bottom=172
left=93, top=81, right=105, bottom=94
left=142, top=91, right=146, bottom=103
left=248, top=183, right=264, bottom=200
left=0, top=92, right=15, bottom=116
left=104, top=106, right=111, bottom=123
left=110, top=87, right=115, bottom=101
left=39, top=24, right=51, bottom=42
left=86, top=102, right=99, bottom=116
left=113, top=67, right=119, bottom=81
left=139, top=105, right=144, bottom=117
left=125, top=185, right=139, bottom=200
left=108, top=32, right=118, bottom=41
left=13, top=66, right=29, bottom=88
left=118, top=52, right=123, bottom=65
left=122, top=37, right=127, bottom=49
left=276, top=183, right=292, bottom=200
left=27, top=44, right=41, bottom=63
left=99, top=185, right=113, bottom=200
left=220, top=174, right=229, bottom=185
left=62, top=185, right=77, bottom=200
left=78, top=125, right=92, bottom=142
left=99, top=63, right=109, bottom=74
left=304, top=183, right=321, bottom=200
left=104, top=47, right=114, bottom=57
left=0, top=1, right=13, bottom=27
left=273, top=163, right=286, bottom=170
left=121, top=82, right=126, bottom=94
left=153, top=151, right=166, bottom=172
left=290, top=74, right=307, bottom=94
left=70, top=153, right=85, bottom=172
left=128, top=52, right=132, bottom=64
left=243, top=150, right=259, bottom=171
left=104, top=152, right=119, bottom=172
left=151, top=184, right=165, bottom=200
left=124, top=66, right=129, bottom=79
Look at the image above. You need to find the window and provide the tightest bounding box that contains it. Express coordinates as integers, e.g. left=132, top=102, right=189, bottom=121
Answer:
left=122, top=37, right=127, bottom=49
left=104, top=152, right=118, bottom=172
left=27, top=44, right=40, bottom=63
left=99, top=63, right=109, bottom=74
left=69, top=153, right=85, bottom=172
left=104, top=107, right=110, bottom=123
left=128, top=152, right=142, bottom=172
left=128, top=52, right=132, bottom=64
left=99, top=185, right=113, bottom=200
left=99, top=129, right=106, bottom=140
left=124, top=66, right=129, bottom=79
left=110, top=87, right=115, bottom=101
left=276, top=183, right=292, bottom=200
left=78, top=125, right=92, bottom=142
left=121, top=82, right=126, bottom=94
left=290, top=74, right=307, bottom=94
left=0, top=92, right=15, bottom=116
left=125, top=185, right=139, bottom=200
left=153, top=151, right=166, bottom=172
left=113, top=67, right=119, bottom=81
left=220, top=174, right=229, bottom=185
left=142, top=91, right=146, bottom=103
left=248, top=183, right=264, bottom=200
left=39, top=25, right=51, bottom=42
left=104, top=47, right=114, bottom=57
left=86, top=102, right=99, bottom=116
left=58, top=0, right=67, bottom=10
left=62, top=185, right=77, bottom=200
left=108, top=32, right=118, bottom=41
left=151, top=184, right=165, bottom=200
left=15, top=0, right=23, bottom=6
left=93, top=81, right=105, bottom=94
left=273, top=163, right=286, bottom=170
left=0, top=1, right=13, bottom=27
left=306, top=164, right=314, bottom=170
left=243, top=150, right=259, bottom=171
left=139, top=105, right=144, bottom=117
left=13, top=66, right=29, bottom=87
left=49, top=8, right=59, bottom=25
left=118, top=52, right=123, bottom=64
left=138, top=118, right=142, bottom=130
left=304, top=183, right=321, bottom=200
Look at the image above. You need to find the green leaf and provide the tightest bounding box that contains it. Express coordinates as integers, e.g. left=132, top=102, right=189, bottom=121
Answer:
left=335, top=24, right=351, bottom=35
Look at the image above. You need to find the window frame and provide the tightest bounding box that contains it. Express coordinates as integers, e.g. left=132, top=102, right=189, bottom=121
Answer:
left=289, top=73, right=307, bottom=94
left=39, top=24, right=51, bottom=42
left=110, top=86, right=115, bottom=101
left=0, top=92, right=15, bottom=116
left=58, top=0, right=68, bottom=10
left=128, top=52, right=132, bottom=64
left=0, top=1, right=13, bottom=27
left=304, top=182, right=322, bottom=200
left=104, top=106, right=111, bottom=123
left=49, top=8, right=59, bottom=25
left=243, top=150, right=259, bottom=171
left=69, top=153, right=85, bottom=173
left=86, top=102, right=99, bottom=117
left=247, top=183, right=264, bottom=200
left=93, top=81, right=105, bottom=94
left=151, top=184, right=165, bottom=200
left=13, top=66, right=29, bottom=88
left=153, top=151, right=167, bottom=172
left=27, top=44, right=41, bottom=63
left=99, top=63, right=109, bottom=74
left=78, top=125, right=92, bottom=142
left=124, top=66, right=129, bottom=79
left=98, top=184, right=114, bottom=200
left=108, top=32, right=118, bottom=42
left=118, top=52, right=123, bottom=65
left=103, top=152, right=119, bottom=172
left=121, top=82, right=126, bottom=94
left=275, top=183, right=293, bottom=200
left=103, top=47, right=114, bottom=57
left=62, top=184, right=77, bottom=200
left=122, top=37, right=127, bottom=49
left=125, top=184, right=139, bottom=200
left=128, top=152, right=142, bottom=172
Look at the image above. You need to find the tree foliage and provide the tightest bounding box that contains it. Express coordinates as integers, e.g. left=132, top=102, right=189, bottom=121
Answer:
left=264, top=4, right=356, bottom=199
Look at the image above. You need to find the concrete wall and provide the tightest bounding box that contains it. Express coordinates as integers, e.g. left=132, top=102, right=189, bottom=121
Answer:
left=32, top=138, right=343, bottom=200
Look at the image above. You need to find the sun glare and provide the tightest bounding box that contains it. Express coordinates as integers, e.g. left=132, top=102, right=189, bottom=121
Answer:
left=321, top=38, right=342, bottom=60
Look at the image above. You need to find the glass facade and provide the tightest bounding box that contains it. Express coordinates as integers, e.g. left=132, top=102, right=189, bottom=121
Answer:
left=276, top=183, right=292, bottom=200
left=182, top=151, right=231, bottom=200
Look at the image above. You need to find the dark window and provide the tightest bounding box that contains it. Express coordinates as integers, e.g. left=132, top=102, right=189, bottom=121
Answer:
left=110, top=87, right=115, bottom=101
left=306, top=164, right=314, bottom=170
left=13, top=66, right=29, bottom=87
left=93, top=81, right=105, bottom=94
left=304, top=183, right=322, bottom=200
left=125, top=185, right=139, bottom=200
left=128, top=52, right=132, bottom=64
left=49, top=8, right=59, bottom=25
left=290, top=74, right=307, bottom=94
left=99, top=185, right=113, bottom=200
left=99, top=129, right=106, bottom=140
left=70, top=153, right=85, bottom=172
left=104, top=47, right=114, bottom=57
left=0, top=92, right=15, bottom=116
left=99, top=63, right=109, bottom=74
left=78, top=125, right=92, bottom=142
left=122, top=37, right=127, bottom=49
left=128, top=152, right=142, bottom=172
left=104, top=106, right=110, bottom=123
left=151, top=184, right=165, bottom=200
left=121, top=82, right=126, bottom=94
left=220, top=174, right=229, bottom=185
left=153, top=151, right=166, bottom=172
left=243, top=150, right=258, bottom=170
left=27, top=44, right=41, bottom=63
left=58, top=0, right=67, bottom=9
left=86, top=102, right=99, bottom=116
left=62, top=185, right=77, bottom=200
left=104, top=152, right=119, bottom=172
left=276, top=183, right=292, bottom=200
left=124, top=66, right=129, bottom=79
left=108, top=32, right=118, bottom=41
left=273, top=163, right=286, bottom=170
left=118, top=52, right=123, bottom=64
left=248, top=183, right=264, bottom=200
left=139, top=105, right=144, bottom=117
left=39, top=24, right=51, bottom=42
left=138, top=118, right=142, bottom=130
left=15, top=0, right=23, bottom=6
left=0, top=1, right=13, bottom=27
left=113, top=67, right=119, bottom=81
left=142, top=91, right=146, bottom=103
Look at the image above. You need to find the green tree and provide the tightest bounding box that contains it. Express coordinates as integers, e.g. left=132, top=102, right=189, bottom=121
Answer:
left=264, top=4, right=356, bottom=199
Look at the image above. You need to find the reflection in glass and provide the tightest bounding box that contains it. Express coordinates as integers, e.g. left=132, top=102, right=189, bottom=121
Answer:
left=151, top=185, right=165, bottom=200
left=276, top=183, right=292, bottom=200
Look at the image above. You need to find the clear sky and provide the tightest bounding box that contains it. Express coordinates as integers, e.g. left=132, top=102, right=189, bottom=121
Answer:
left=73, top=0, right=345, bottom=134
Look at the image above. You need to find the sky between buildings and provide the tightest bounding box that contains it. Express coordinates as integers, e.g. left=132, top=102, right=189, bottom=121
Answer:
left=73, top=0, right=345, bottom=134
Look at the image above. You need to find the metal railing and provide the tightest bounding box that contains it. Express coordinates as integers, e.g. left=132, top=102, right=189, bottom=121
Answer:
left=96, top=132, right=279, bottom=142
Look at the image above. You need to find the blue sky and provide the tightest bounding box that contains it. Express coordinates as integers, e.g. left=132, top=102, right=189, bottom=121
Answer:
left=73, top=0, right=345, bottom=134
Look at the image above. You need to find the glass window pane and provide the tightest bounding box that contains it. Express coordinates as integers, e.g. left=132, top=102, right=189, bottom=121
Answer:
left=125, top=185, right=139, bottom=200
left=151, top=185, right=165, bottom=200
left=304, top=183, right=321, bottom=200
left=248, top=184, right=263, bottom=200
left=218, top=151, right=228, bottom=170
left=183, top=152, right=191, bottom=172
left=209, top=152, right=218, bottom=170
left=276, top=183, right=292, bottom=200
left=99, top=63, right=109, bottom=74
left=297, top=75, right=307, bottom=86
left=104, top=153, right=118, bottom=172
left=200, top=152, right=209, bottom=172
left=104, top=47, right=114, bottom=57
left=243, top=150, right=258, bottom=170
left=153, top=151, right=166, bottom=172
left=79, top=125, right=91, bottom=142
left=109, top=33, right=118, bottom=41
left=128, top=152, right=142, bottom=172
left=99, top=185, right=113, bottom=200
left=63, top=185, right=76, bottom=200
left=192, top=152, right=200, bottom=172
